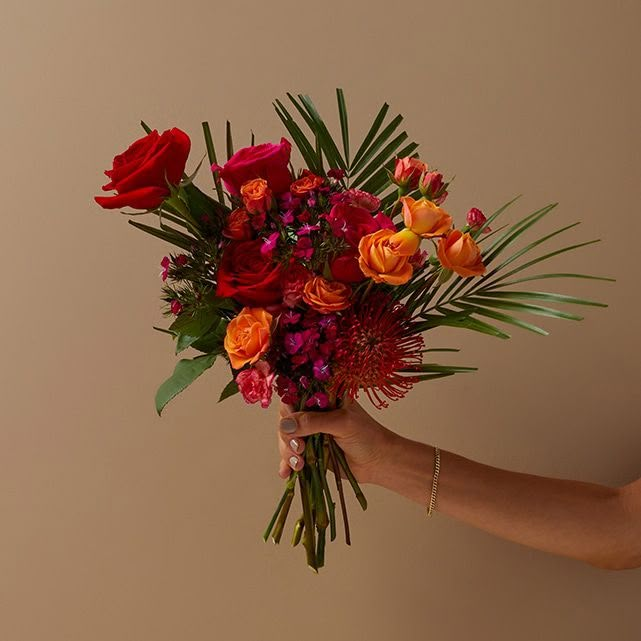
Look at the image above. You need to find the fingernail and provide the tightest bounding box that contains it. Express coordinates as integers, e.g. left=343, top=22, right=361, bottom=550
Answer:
left=280, top=418, right=297, bottom=434
left=289, top=438, right=300, bottom=452
left=289, top=455, right=299, bottom=469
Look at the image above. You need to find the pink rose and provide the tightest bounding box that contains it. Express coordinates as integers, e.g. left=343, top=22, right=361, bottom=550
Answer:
left=235, top=361, right=275, bottom=409
left=420, top=171, right=448, bottom=205
left=214, top=138, right=293, bottom=196
left=393, top=157, right=427, bottom=189
left=466, top=207, right=491, bottom=233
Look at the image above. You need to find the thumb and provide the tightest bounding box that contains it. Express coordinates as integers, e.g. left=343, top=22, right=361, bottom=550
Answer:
left=279, top=408, right=346, bottom=438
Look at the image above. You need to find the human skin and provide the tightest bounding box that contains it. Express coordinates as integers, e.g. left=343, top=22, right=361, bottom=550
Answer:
left=277, top=399, right=641, bottom=571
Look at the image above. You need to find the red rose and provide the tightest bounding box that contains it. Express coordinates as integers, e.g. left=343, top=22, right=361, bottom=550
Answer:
left=330, top=250, right=366, bottom=283
left=216, top=138, right=293, bottom=196
left=95, top=128, right=190, bottom=210
left=216, top=239, right=283, bottom=306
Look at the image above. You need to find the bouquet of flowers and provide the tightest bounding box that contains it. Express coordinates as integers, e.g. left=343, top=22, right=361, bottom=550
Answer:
left=94, top=90, right=608, bottom=570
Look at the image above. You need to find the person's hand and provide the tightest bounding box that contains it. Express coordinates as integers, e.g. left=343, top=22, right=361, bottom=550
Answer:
left=277, top=397, right=397, bottom=484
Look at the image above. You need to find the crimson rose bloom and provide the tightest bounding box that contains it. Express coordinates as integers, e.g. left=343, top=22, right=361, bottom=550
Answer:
left=216, top=138, right=293, bottom=196
left=95, top=128, right=190, bottom=210
left=216, top=239, right=283, bottom=305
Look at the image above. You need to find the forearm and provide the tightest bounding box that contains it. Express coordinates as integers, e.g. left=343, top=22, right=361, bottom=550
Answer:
left=375, top=434, right=640, bottom=570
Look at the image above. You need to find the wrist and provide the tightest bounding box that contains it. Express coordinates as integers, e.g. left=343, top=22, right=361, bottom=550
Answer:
left=372, top=432, right=436, bottom=505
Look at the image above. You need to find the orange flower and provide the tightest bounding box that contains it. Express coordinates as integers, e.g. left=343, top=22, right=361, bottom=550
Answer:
left=223, top=208, right=253, bottom=240
left=437, top=230, right=486, bottom=277
left=401, top=196, right=452, bottom=238
left=240, top=178, right=273, bottom=214
left=358, top=229, right=413, bottom=285
left=302, top=276, right=351, bottom=314
left=388, top=228, right=421, bottom=256
left=290, top=170, right=324, bottom=196
left=224, top=307, right=273, bottom=370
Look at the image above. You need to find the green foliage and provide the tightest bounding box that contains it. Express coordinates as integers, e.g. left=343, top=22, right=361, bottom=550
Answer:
left=155, top=353, right=218, bottom=416
left=219, top=379, right=239, bottom=403
left=272, top=90, right=418, bottom=195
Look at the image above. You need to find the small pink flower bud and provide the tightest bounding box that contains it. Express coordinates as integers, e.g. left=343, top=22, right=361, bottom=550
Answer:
left=420, top=171, right=448, bottom=205
left=466, top=207, right=491, bottom=233
left=393, top=157, right=427, bottom=189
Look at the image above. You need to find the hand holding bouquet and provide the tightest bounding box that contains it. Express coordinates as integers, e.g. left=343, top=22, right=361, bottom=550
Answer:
left=95, top=90, right=609, bottom=570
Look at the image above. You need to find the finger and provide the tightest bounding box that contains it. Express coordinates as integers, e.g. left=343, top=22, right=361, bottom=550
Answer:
left=279, top=402, right=295, bottom=418
left=284, top=451, right=305, bottom=472
left=279, top=408, right=346, bottom=438
left=280, top=433, right=305, bottom=455
left=278, top=459, right=291, bottom=479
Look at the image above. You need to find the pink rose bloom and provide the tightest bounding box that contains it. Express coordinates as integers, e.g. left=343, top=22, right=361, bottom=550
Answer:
left=466, top=207, right=491, bottom=233
left=236, top=361, right=275, bottom=409
left=393, top=157, right=427, bottom=189
left=420, top=171, right=448, bottom=205
left=282, top=263, right=311, bottom=308
left=214, top=138, right=293, bottom=196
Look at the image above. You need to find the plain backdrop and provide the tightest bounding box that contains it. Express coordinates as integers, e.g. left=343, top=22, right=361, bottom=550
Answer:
left=1, top=1, right=640, bottom=640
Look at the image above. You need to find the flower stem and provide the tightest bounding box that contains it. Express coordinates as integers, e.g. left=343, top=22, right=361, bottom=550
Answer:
left=291, top=515, right=304, bottom=547
left=271, top=489, right=295, bottom=544
left=331, top=438, right=368, bottom=511
left=328, top=437, right=351, bottom=545
left=298, top=470, right=318, bottom=572
left=319, top=435, right=337, bottom=541
left=263, top=472, right=297, bottom=542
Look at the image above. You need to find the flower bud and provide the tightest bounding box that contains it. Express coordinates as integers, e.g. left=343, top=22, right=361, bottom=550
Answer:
left=392, top=157, right=428, bottom=189
left=419, top=171, right=448, bottom=204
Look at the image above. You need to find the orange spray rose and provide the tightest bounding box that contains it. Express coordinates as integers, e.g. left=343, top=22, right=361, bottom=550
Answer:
left=437, top=230, right=486, bottom=277
left=224, top=307, right=273, bottom=370
left=240, top=178, right=273, bottom=214
left=401, top=196, right=452, bottom=238
left=302, top=276, right=351, bottom=314
left=358, top=229, right=413, bottom=285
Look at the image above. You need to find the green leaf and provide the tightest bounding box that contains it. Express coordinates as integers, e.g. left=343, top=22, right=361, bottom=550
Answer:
left=416, top=311, right=511, bottom=339
left=350, top=113, right=403, bottom=175
left=452, top=302, right=549, bottom=336
left=201, top=120, right=226, bottom=203
left=226, top=120, right=234, bottom=160
left=295, top=93, right=347, bottom=170
left=128, top=220, right=194, bottom=250
left=352, top=131, right=409, bottom=189
left=140, top=120, right=153, bottom=134
left=488, top=273, right=615, bottom=289
left=274, top=100, right=322, bottom=174
left=463, top=296, right=584, bottom=321
left=219, top=379, right=239, bottom=402
left=399, top=363, right=477, bottom=374
left=336, top=88, right=350, bottom=164
left=350, top=102, right=390, bottom=169
left=155, top=353, right=217, bottom=416
left=470, top=194, right=522, bottom=240
left=473, top=289, right=607, bottom=308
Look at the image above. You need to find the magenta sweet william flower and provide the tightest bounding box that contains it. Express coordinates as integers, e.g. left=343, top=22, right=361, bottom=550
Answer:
left=293, top=236, right=314, bottom=260
left=170, top=299, right=182, bottom=315
left=276, top=374, right=299, bottom=406
left=313, top=359, right=331, bottom=382
left=236, top=360, right=275, bottom=409
left=281, top=310, right=302, bottom=325
left=305, top=392, right=329, bottom=409
left=260, top=231, right=280, bottom=256
left=284, top=332, right=304, bottom=355
left=160, top=256, right=170, bottom=281
left=466, top=207, right=491, bottom=233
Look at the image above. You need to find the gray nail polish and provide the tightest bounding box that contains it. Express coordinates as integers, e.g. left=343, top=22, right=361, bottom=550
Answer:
left=280, top=418, right=297, bottom=433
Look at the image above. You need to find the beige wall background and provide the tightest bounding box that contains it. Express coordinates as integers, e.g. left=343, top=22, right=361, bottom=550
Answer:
left=1, top=1, right=640, bottom=639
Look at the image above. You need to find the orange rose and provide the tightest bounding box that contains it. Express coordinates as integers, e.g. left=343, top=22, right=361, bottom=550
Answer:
left=302, top=276, right=351, bottom=314
left=437, top=230, right=486, bottom=277
left=388, top=228, right=421, bottom=256
left=290, top=170, right=324, bottom=196
left=223, top=208, right=253, bottom=240
left=224, top=307, right=273, bottom=370
left=358, top=229, right=413, bottom=285
left=401, top=196, right=452, bottom=238
left=240, top=178, right=273, bottom=214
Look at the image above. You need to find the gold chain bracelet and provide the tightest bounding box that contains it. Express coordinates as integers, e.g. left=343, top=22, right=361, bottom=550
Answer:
left=427, top=446, right=441, bottom=517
